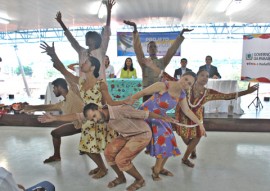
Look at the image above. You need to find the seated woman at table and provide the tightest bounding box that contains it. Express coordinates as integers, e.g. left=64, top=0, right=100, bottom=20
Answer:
left=144, top=59, right=258, bottom=168
left=104, top=55, right=115, bottom=78
left=120, top=57, right=137, bottom=78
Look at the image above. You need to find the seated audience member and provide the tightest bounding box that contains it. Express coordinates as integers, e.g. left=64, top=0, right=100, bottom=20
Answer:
left=104, top=55, right=115, bottom=78
left=174, top=58, right=192, bottom=79
left=120, top=57, right=137, bottom=78
left=198, top=55, right=221, bottom=79
left=0, top=167, right=55, bottom=191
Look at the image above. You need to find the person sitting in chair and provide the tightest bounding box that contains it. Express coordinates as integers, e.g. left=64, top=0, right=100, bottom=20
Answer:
left=174, top=58, right=192, bottom=79
left=198, top=55, right=221, bottom=79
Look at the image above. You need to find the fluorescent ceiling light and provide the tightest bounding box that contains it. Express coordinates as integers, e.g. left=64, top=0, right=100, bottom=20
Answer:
left=0, top=18, right=9, bottom=24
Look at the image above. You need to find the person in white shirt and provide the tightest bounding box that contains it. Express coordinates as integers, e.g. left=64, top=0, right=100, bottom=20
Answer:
left=104, top=55, right=115, bottom=78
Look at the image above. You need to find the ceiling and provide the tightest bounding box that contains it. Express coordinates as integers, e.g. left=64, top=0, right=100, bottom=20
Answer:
left=0, top=0, right=270, bottom=32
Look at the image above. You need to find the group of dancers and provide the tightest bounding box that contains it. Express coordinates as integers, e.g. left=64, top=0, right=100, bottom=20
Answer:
left=21, top=0, right=258, bottom=190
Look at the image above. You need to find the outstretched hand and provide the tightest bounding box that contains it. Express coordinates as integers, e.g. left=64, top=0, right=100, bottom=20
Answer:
left=123, top=20, right=137, bottom=28
left=106, top=0, right=116, bottom=10
left=247, top=83, right=259, bottom=93
left=40, top=41, right=55, bottom=56
left=38, top=113, right=57, bottom=123
left=199, top=124, right=207, bottom=137
left=55, top=11, right=62, bottom=23
left=182, top=28, right=194, bottom=33
left=180, top=28, right=194, bottom=36
left=124, top=94, right=138, bottom=106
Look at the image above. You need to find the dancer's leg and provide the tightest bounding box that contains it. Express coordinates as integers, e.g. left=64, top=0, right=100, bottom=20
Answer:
left=104, top=136, right=127, bottom=186
left=159, top=158, right=173, bottom=176
left=126, top=166, right=145, bottom=191
left=107, top=165, right=126, bottom=188
left=151, top=158, right=163, bottom=181
left=44, top=123, right=80, bottom=163
left=182, top=137, right=201, bottom=168
left=87, top=153, right=108, bottom=179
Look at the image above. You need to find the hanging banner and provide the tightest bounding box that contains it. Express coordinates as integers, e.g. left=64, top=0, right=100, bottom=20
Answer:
left=117, top=32, right=181, bottom=56
left=241, top=34, right=270, bottom=83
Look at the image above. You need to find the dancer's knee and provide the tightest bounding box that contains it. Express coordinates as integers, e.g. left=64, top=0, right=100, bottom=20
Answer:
left=51, top=130, right=61, bottom=138
left=104, top=147, right=114, bottom=163
left=115, top=154, right=130, bottom=170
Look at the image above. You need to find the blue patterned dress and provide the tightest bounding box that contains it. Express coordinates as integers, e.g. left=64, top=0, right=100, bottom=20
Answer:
left=139, top=82, right=186, bottom=158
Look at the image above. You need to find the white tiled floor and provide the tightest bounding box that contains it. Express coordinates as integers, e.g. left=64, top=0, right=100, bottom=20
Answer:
left=1, top=126, right=270, bottom=191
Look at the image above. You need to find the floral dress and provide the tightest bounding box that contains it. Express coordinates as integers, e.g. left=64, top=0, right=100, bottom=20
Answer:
left=79, top=78, right=116, bottom=153
left=139, top=81, right=186, bottom=158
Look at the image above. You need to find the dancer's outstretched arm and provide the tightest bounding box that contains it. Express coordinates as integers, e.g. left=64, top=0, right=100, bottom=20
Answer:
left=40, top=41, right=79, bottom=84
left=163, top=28, right=193, bottom=68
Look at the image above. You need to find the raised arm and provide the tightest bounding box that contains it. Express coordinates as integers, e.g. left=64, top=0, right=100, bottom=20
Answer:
left=131, top=82, right=165, bottom=100
left=98, top=0, right=115, bottom=80
left=55, top=11, right=83, bottom=53
left=163, top=28, right=193, bottom=67
left=106, top=0, right=115, bottom=26
left=123, top=20, right=145, bottom=68
left=100, top=0, right=115, bottom=56
left=178, top=97, right=206, bottom=136
left=40, top=41, right=79, bottom=84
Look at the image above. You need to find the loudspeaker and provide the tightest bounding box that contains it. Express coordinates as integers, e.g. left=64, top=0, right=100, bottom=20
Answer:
left=264, top=97, right=269, bottom=102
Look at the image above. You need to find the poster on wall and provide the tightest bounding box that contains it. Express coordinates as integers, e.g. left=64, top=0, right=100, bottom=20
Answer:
left=241, top=34, right=270, bottom=83
left=117, top=32, right=181, bottom=56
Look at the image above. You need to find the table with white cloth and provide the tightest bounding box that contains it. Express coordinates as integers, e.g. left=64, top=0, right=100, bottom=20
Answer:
left=204, top=79, right=244, bottom=114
